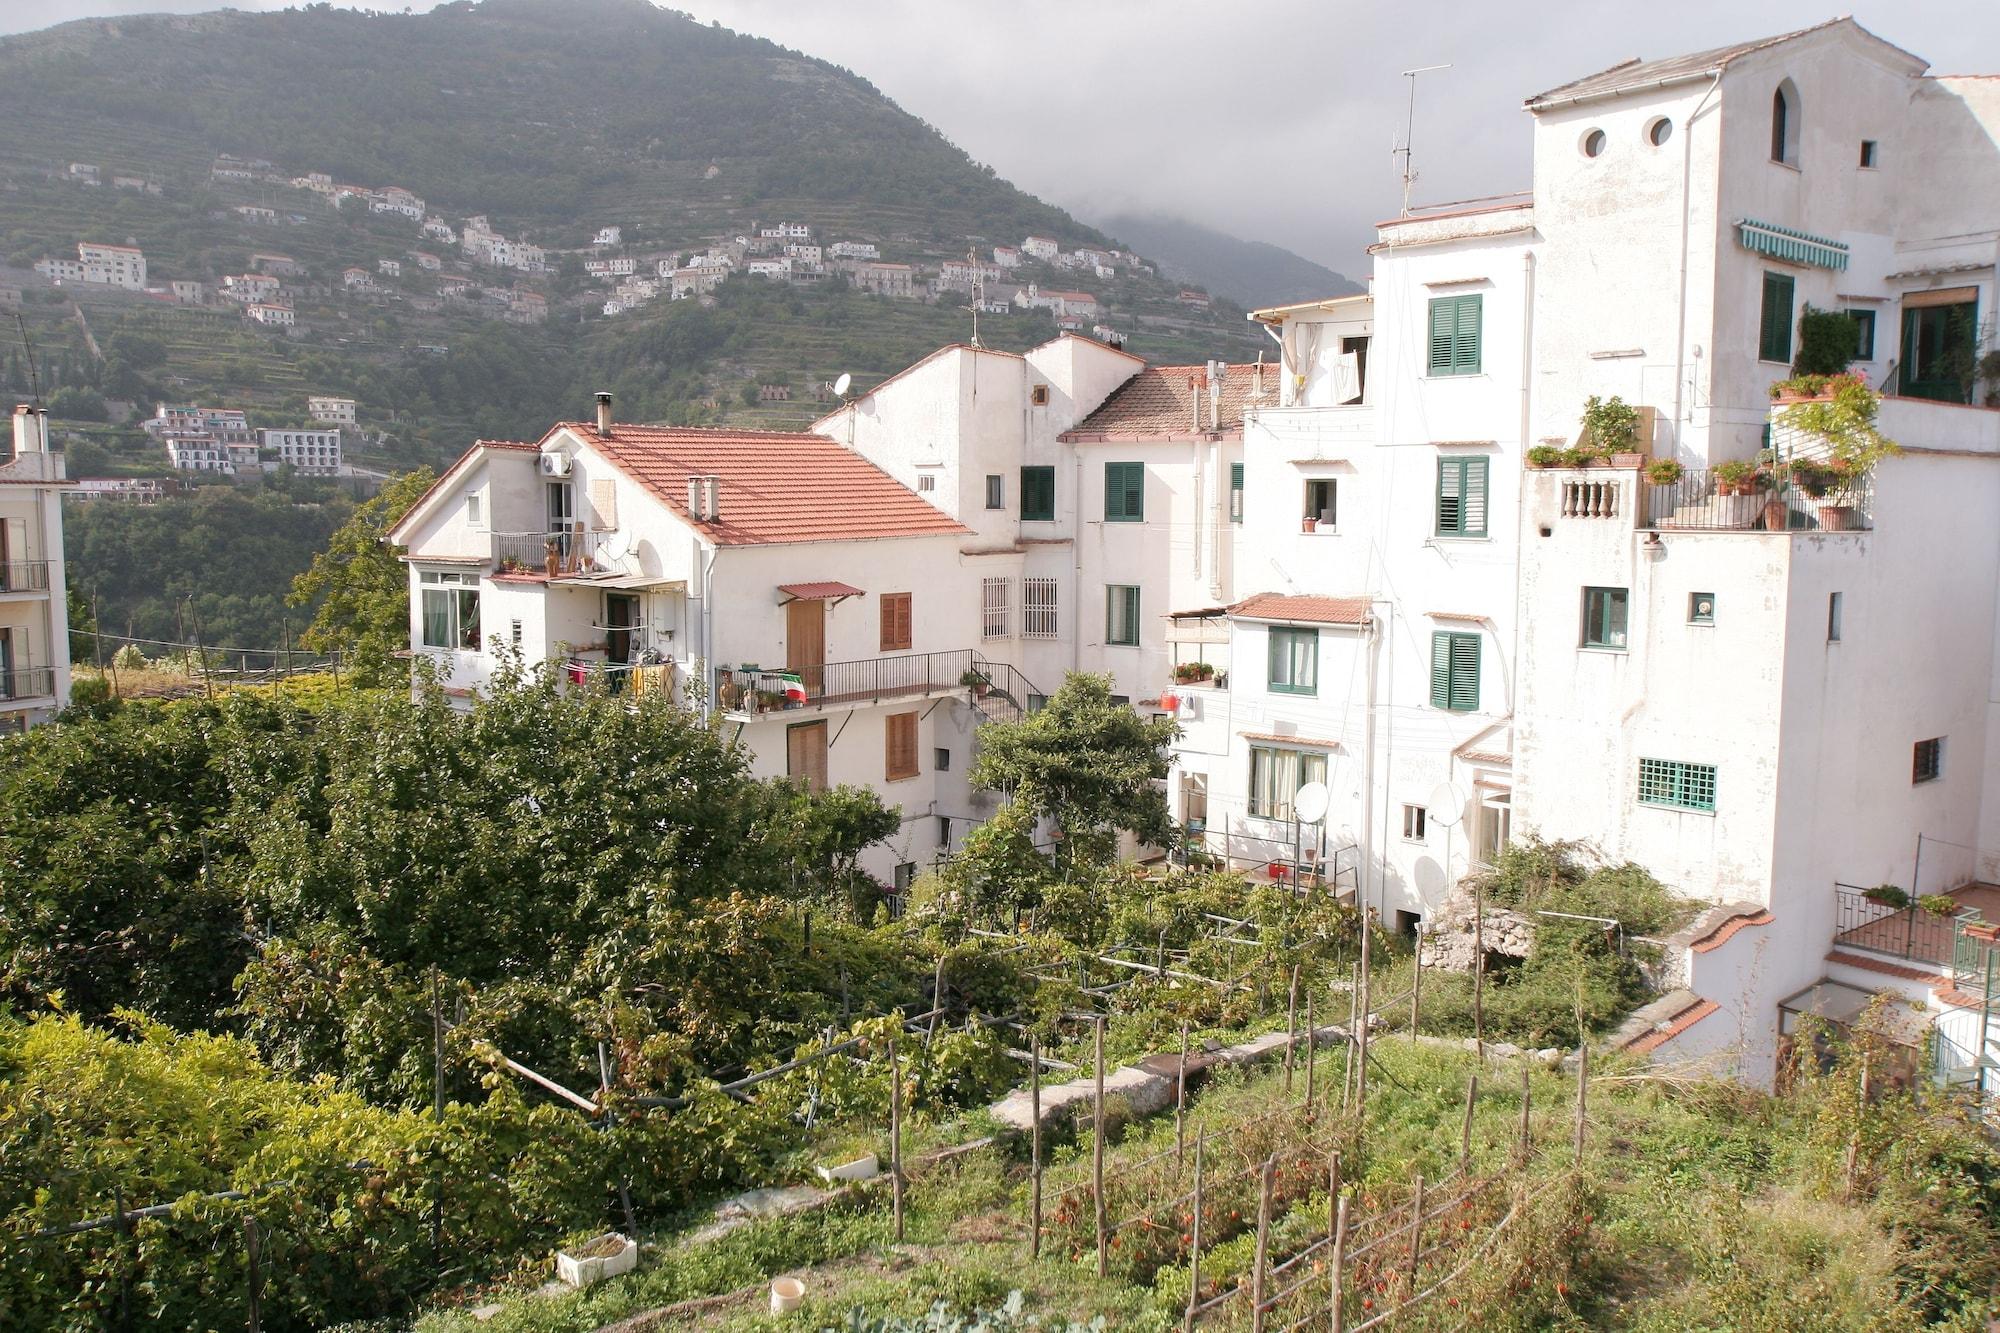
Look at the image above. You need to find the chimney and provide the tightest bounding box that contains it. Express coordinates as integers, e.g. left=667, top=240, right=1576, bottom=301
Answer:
left=704, top=475, right=721, bottom=520
left=594, top=390, right=614, bottom=438
left=1207, top=360, right=1225, bottom=434
left=12, top=404, right=47, bottom=458
left=688, top=476, right=704, bottom=518
left=1187, top=374, right=1202, bottom=433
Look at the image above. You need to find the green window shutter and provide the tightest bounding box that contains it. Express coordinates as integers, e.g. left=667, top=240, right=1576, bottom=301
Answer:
left=1430, top=632, right=1453, bottom=708
left=1230, top=462, right=1244, bottom=523
left=1020, top=465, right=1054, bottom=521
left=1453, top=295, right=1482, bottom=374
left=1759, top=272, right=1795, bottom=362
left=1435, top=457, right=1488, bottom=536
left=1449, top=633, right=1480, bottom=711
left=1428, top=295, right=1482, bottom=375
left=1105, top=462, right=1144, bottom=522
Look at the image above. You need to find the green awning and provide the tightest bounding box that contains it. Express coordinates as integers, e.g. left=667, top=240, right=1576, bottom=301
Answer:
left=1736, top=219, right=1849, bottom=271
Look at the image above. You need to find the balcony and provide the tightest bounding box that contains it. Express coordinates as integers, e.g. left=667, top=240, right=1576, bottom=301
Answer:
left=1643, top=469, right=1871, bottom=533
left=490, top=529, right=610, bottom=577
left=0, top=666, right=57, bottom=705
left=713, top=649, right=1040, bottom=722
left=0, top=561, right=53, bottom=596
left=1833, top=882, right=1979, bottom=967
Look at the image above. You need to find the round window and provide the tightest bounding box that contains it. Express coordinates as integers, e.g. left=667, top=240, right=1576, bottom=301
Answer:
left=1582, top=128, right=1607, bottom=158
left=1647, top=117, right=1673, bottom=147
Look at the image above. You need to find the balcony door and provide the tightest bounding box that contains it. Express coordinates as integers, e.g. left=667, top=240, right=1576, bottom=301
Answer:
left=0, top=628, right=13, bottom=699
left=786, top=719, right=828, bottom=793
left=1898, top=293, right=1978, bottom=403
left=786, top=597, right=825, bottom=695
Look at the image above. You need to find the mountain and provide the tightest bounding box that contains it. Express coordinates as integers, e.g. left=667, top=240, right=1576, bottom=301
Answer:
left=1095, top=213, right=1363, bottom=310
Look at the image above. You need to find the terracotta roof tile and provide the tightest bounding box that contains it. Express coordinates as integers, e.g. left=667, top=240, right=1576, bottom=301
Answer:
left=1229, top=592, right=1371, bottom=626
left=1690, top=909, right=1773, bottom=953
left=1063, top=363, right=1278, bottom=439
left=1240, top=731, right=1342, bottom=749
left=572, top=424, right=969, bottom=547
left=1824, top=951, right=1947, bottom=985
left=1627, top=999, right=1719, bottom=1055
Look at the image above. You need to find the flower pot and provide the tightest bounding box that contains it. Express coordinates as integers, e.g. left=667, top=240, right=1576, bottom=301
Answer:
left=1818, top=504, right=1858, bottom=532
left=556, top=1233, right=638, bottom=1289
left=771, top=1277, right=808, bottom=1315
left=1301, top=517, right=1318, bottom=533
left=1762, top=498, right=1789, bottom=531
left=1608, top=452, right=1644, bottom=468
left=816, top=1152, right=879, bottom=1183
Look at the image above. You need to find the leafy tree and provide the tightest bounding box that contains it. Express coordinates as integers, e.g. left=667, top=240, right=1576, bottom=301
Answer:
left=286, top=466, right=433, bottom=685
left=967, top=672, right=1176, bottom=870
left=46, top=386, right=106, bottom=422
left=769, top=782, right=903, bottom=918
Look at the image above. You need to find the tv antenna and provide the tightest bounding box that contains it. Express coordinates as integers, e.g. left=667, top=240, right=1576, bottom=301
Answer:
left=1394, top=63, right=1452, bottom=217
left=964, top=247, right=986, bottom=349
left=14, top=313, right=43, bottom=407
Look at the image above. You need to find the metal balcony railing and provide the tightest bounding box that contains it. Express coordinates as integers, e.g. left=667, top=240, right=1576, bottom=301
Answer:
left=0, top=561, right=52, bottom=593
left=1644, top=470, right=1872, bottom=533
left=0, top=667, right=56, bottom=701
left=1834, top=882, right=1960, bottom=966
left=491, top=528, right=608, bottom=575
left=712, top=650, right=1046, bottom=719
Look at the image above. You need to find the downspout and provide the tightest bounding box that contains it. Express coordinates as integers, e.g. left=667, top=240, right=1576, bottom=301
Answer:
left=697, top=535, right=717, bottom=718
left=1672, top=71, right=1724, bottom=461
left=1511, top=248, right=1536, bottom=726
left=1072, top=453, right=1084, bottom=675
left=1359, top=608, right=1381, bottom=920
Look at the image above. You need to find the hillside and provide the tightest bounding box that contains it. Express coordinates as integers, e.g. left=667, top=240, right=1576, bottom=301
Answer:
left=1097, top=211, right=1363, bottom=309
left=0, top=0, right=1264, bottom=478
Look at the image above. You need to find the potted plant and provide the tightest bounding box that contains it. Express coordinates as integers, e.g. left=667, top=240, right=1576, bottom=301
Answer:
left=1645, top=459, right=1684, bottom=486
left=1580, top=394, right=1644, bottom=463
left=1301, top=515, right=1318, bottom=533
left=556, top=1232, right=637, bottom=1288
left=959, top=668, right=990, bottom=698
left=754, top=688, right=786, bottom=713
left=1791, top=305, right=1861, bottom=377
left=1713, top=459, right=1756, bottom=496
left=1778, top=373, right=1899, bottom=531
left=1172, top=661, right=1213, bottom=685
left=1862, top=883, right=1910, bottom=910
left=1918, top=893, right=1959, bottom=918
left=1526, top=444, right=1564, bottom=468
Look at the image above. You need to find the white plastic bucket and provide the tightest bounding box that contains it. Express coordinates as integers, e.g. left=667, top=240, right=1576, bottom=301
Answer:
left=771, top=1276, right=807, bottom=1314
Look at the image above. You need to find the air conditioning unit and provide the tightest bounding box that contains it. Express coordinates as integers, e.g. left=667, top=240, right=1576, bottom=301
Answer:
left=540, top=451, right=571, bottom=477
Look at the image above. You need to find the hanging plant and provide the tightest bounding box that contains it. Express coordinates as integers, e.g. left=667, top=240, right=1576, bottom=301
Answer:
left=1777, top=373, right=1899, bottom=501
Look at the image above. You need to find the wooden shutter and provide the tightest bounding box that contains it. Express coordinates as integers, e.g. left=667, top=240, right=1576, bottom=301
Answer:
left=879, top=592, right=912, bottom=651
left=1449, top=633, right=1480, bottom=711
left=885, top=711, right=919, bottom=781
left=1430, top=632, right=1453, bottom=708
left=1760, top=272, right=1795, bottom=362
left=1428, top=298, right=1455, bottom=375
left=1021, top=466, right=1054, bottom=520
left=1105, top=462, right=1143, bottom=521
left=1230, top=462, right=1244, bottom=522
left=1452, top=295, right=1481, bottom=374
left=787, top=721, right=828, bottom=793
left=1436, top=458, right=1488, bottom=536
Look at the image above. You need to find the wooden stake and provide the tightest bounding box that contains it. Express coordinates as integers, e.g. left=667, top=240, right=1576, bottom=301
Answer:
left=1519, top=1064, right=1533, bottom=1161
left=1304, top=993, right=1317, bottom=1111
left=927, top=955, right=947, bottom=1048
left=244, top=1215, right=262, bottom=1333
left=1461, top=1073, right=1478, bottom=1173
left=1093, top=1015, right=1107, bottom=1278
left=1329, top=1194, right=1349, bottom=1333
left=1176, top=1020, right=1190, bottom=1171
left=1343, top=962, right=1359, bottom=1111
left=1405, top=1171, right=1425, bottom=1295
left=1473, top=878, right=1486, bottom=1061
left=1410, top=931, right=1423, bottom=1036
left=1251, top=1156, right=1275, bottom=1333
left=1573, top=1042, right=1588, bottom=1168
left=1284, top=964, right=1299, bottom=1093
left=1030, top=1033, right=1043, bottom=1257
left=1185, top=1131, right=1205, bottom=1333
left=1356, top=916, right=1371, bottom=1115
left=890, top=1036, right=905, bottom=1242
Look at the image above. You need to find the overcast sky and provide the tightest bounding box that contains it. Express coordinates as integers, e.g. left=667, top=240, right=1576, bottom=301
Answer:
left=9, top=1, right=1999, bottom=275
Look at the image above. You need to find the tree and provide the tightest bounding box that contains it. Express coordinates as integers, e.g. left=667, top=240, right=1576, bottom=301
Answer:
left=286, top=466, right=433, bottom=685
left=46, top=386, right=107, bottom=422
left=966, top=673, right=1176, bottom=870
left=771, top=782, right=902, bottom=918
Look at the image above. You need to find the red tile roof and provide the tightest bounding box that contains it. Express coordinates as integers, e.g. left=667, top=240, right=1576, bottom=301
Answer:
left=386, top=440, right=536, bottom=544
left=1229, top=592, right=1371, bottom=626
left=778, top=581, right=865, bottom=600
left=1690, top=909, right=1773, bottom=953
left=1824, top=951, right=1946, bottom=985
left=571, top=424, right=969, bottom=547
left=1240, top=731, right=1342, bottom=749
left=1627, top=999, right=1719, bottom=1055
left=1063, top=362, right=1279, bottom=439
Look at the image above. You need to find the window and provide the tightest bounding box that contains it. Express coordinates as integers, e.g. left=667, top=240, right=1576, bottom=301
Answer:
left=1846, top=309, right=1877, bottom=360
left=1646, top=117, right=1673, bottom=147
left=1581, top=128, right=1607, bottom=158
left=465, top=492, right=482, bottom=525
left=938, top=815, right=951, bottom=846
left=1020, top=465, right=1055, bottom=521
left=1304, top=478, right=1337, bottom=528
left=1859, top=139, right=1878, bottom=168
left=1771, top=81, right=1799, bottom=164
left=934, top=746, right=951, bottom=773
left=1435, top=456, right=1489, bottom=537
left=1024, top=577, right=1059, bottom=639
left=1913, top=738, right=1944, bottom=784
left=893, top=862, right=917, bottom=893
left=1689, top=592, right=1716, bottom=625
left=419, top=570, right=480, bottom=649
left=1268, top=626, right=1318, bottom=695
left=1402, top=804, right=1428, bottom=842
left=984, top=474, right=1004, bottom=509
left=1638, top=758, right=1717, bottom=812
left=1430, top=631, right=1480, bottom=712
left=1104, top=461, right=1144, bottom=522
left=1026, top=692, right=1048, bottom=713
left=879, top=592, right=912, bottom=652
left=1106, top=584, right=1141, bottom=646
left=1030, top=383, right=1050, bottom=406
left=981, top=577, right=1011, bottom=640
left=1582, top=586, right=1629, bottom=650
left=1248, top=746, right=1328, bottom=820
left=885, top=710, right=919, bottom=781
left=1827, top=591, right=1843, bottom=643
left=916, top=472, right=937, bottom=493
left=1759, top=271, right=1796, bottom=363
left=1230, top=462, right=1244, bottom=523
left=1427, top=294, right=1482, bottom=376
left=510, top=618, right=523, bottom=647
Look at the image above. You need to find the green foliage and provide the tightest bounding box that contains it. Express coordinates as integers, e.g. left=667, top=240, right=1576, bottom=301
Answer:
left=285, top=465, right=433, bottom=685
left=1793, top=304, right=1861, bottom=376
left=966, top=674, right=1176, bottom=870
left=47, top=385, right=108, bottom=422
left=826, top=1291, right=1105, bottom=1333
left=1579, top=394, right=1640, bottom=453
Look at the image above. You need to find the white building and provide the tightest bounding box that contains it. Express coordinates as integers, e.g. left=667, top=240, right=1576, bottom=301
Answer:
left=993, top=246, right=1022, bottom=269
left=831, top=241, right=880, bottom=261
left=849, top=262, right=916, bottom=299
left=388, top=397, right=1014, bottom=884
left=1022, top=236, right=1060, bottom=262
left=378, top=258, right=402, bottom=278
left=261, top=427, right=341, bottom=474
left=221, top=273, right=281, bottom=304
left=235, top=205, right=277, bottom=225
left=370, top=187, right=425, bottom=220
left=746, top=257, right=794, bottom=280
left=165, top=434, right=232, bottom=473
left=342, top=267, right=375, bottom=290
left=33, top=242, right=147, bottom=290
left=593, top=226, right=623, bottom=247
left=245, top=302, right=294, bottom=327
left=0, top=406, right=72, bottom=730
left=308, top=396, right=357, bottom=426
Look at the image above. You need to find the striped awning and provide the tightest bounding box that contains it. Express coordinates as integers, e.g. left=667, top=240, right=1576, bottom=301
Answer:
left=1735, top=219, right=1849, bottom=271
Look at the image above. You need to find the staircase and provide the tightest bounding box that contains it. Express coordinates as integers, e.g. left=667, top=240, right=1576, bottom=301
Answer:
left=969, top=655, right=1044, bottom=725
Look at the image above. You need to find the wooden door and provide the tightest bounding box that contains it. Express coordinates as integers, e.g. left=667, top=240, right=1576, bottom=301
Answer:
left=786, top=598, right=825, bottom=695
left=786, top=720, right=828, bottom=793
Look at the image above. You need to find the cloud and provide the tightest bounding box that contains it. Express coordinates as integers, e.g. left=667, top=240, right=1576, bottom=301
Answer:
left=8, top=0, right=1995, bottom=279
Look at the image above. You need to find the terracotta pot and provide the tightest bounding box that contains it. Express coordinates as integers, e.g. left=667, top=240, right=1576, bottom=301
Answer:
left=1818, top=504, right=1858, bottom=532
left=1301, top=517, right=1318, bottom=533
left=1763, top=499, right=1789, bottom=531
left=1608, top=452, right=1645, bottom=468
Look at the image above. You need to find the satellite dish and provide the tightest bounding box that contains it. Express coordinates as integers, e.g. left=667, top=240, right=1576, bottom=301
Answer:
left=832, top=372, right=852, bottom=397
left=1293, top=781, right=1330, bottom=825
left=597, top=529, right=631, bottom=563
left=1425, top=782, right=1469, bottom=828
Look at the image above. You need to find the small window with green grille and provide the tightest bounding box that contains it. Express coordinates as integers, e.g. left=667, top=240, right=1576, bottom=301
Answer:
left=1637, top=758, right=1716, bottom=812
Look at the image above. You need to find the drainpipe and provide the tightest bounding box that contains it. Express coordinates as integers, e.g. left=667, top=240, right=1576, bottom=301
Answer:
left=1072, top=454, right=1084, bottom=675
left=1359, top=606, right=1382, bottom=920
left=1511, top=249, right=1536, bottom=727
left=1673, top=71, right=1724, bottom=461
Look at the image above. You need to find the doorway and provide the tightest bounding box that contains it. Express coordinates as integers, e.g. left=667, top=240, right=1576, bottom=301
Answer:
left=1899, top=294, right=1978, bottom=403
left=604, top=593, right=638, bottom=692
left=787, top=719, right=828, bottom=792
left=546, top=479, right=575, bottom=563
left=786, top=597, right=825, bottom=695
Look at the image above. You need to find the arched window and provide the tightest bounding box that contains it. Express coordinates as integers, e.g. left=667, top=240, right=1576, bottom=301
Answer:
left=1771, top=81, right=1800, bottom=164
